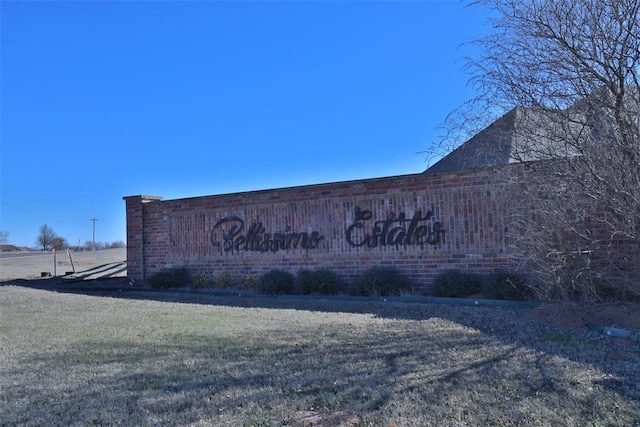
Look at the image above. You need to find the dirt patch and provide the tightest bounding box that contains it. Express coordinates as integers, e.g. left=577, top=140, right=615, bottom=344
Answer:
left=525, top=301, right=640, bottom=330
left=289, top=411, right=364, bottom=426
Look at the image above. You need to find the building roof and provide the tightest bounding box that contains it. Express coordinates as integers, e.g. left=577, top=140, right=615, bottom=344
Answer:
left=424, top=108, right=520, bottom=174
left=423, top=106, right=580, bottom=174
left=426, top=88, right=640, bottom=175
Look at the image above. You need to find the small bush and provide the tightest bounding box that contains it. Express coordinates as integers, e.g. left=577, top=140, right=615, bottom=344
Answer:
left=484, top=271, right=530, bottom=301
left=296, top=268, right=341, bottom=295
left=241, top=273, right=258, bottom=290
left=259, top=269, right=295, bottom=295
left=430, top=270, right=482, bottom=298
left=148, top=267, right=191, bottom=289
left=191, top=273, right=208, bottom=289
left=352, top=266, right=409, bottom=297
left=215, top=271, right=234, bottom=288
left=243, top=274, right=258, bottom=285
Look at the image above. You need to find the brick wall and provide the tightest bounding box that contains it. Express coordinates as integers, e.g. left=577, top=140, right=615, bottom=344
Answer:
left=124, top=169, right=513, bottom=289
left=123, top=195, right=164, bottom=281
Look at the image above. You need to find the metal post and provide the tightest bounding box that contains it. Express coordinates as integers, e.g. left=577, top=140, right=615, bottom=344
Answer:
left=67, top=249, right=75, bottom=273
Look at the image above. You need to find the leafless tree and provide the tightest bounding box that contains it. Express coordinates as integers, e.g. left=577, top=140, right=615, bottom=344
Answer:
left=434, top=0, right=640, bottom=301
left=106, top=240, right=126, bottom=249
left=51, top=236, right=68, bottom=251
left=0, top=230, right=8, bottom=245
left=84, top=240, right=106, bottom=251
left=36, top=224, right=58, bottom=251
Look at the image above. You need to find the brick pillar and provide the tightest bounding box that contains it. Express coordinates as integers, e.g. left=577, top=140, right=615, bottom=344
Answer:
left=123, top=195, right=163, bottom=282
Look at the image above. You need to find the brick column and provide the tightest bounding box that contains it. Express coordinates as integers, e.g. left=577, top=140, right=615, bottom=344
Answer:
left=123, top=195, right=163, bottom=282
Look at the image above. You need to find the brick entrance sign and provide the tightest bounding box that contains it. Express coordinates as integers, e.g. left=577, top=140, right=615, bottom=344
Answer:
left=124, top=168, right=510, bottom=288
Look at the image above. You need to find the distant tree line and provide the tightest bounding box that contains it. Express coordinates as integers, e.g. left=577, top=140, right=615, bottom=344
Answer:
left=82, top=240, right=126, bottom=251
left=35, top=223, right=125, bottom=251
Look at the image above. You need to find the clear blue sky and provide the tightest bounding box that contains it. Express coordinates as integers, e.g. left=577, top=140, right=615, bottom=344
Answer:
left=1, top=0, right=489, bottom=248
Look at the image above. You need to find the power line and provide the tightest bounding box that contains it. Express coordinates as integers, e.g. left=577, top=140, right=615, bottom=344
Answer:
left=90, top=218, right=99, bottom=250
left=1, top=201, right=73, bottom=225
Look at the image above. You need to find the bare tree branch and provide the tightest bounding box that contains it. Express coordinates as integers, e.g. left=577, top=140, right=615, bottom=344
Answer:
left=436, top=0, right=640, bottom=301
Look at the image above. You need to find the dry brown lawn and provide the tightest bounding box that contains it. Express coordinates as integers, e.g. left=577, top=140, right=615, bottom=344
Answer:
left=1, top=284, right=639, bottom=426
left=0, top=248, right=126, bottom=282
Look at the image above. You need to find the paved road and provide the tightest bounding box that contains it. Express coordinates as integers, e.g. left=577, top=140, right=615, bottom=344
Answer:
left=0, top=252, right=52, bottom=259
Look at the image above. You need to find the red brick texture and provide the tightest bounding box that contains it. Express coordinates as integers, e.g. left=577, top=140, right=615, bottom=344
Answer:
left=124, top=169, right=514, bottom=289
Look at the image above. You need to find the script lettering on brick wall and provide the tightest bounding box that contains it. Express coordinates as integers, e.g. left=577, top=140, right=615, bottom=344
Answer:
left=211, top=216, right=324, bottom=253
left=345, top=207, right=445, bottom=248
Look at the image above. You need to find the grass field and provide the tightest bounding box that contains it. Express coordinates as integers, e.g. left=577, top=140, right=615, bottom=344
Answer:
left=0, top=248, right=126, bottom=282
left=1, top=285, right=639, bottom=426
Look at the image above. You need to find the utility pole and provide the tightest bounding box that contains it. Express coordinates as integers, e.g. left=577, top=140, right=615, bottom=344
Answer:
left=90, top=218, right=99, bottom=250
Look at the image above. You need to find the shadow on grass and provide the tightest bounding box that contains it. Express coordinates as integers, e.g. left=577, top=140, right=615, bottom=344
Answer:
left=68, top=261, right=127, bottom=279
left=3, top=278, right=640, bottom=425
left=4, top=325, right=638, bottom=426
